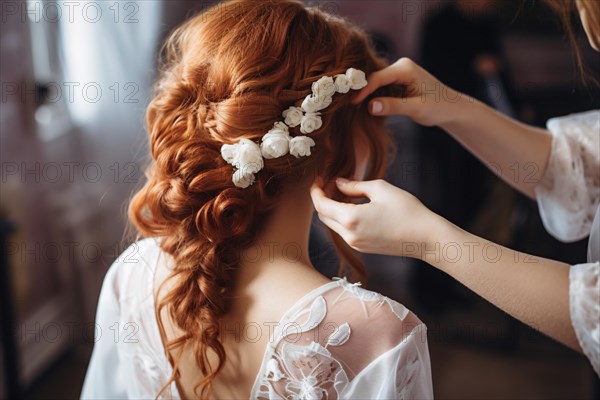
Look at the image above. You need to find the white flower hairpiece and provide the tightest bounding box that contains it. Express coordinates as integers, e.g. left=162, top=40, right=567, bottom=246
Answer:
left=221, top=68, right=368, bottom=188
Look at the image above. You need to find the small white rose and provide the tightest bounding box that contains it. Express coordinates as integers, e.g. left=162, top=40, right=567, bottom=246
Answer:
left=289, top=136, right=316, bottom=158
left=234, top=138, right=264, bottom=174
left=346, top=68, right=368, bottom=90
left=220, top=143, right=237, bottom=165
left=314, top=93, right=333, bottom=111
left=261, top=129, right=290, bottom=159
left=301, top=94, right=332, bottom=113
left=334, top=74, right=351, bottom=93
left=282, top=106, right=303, bottom=127
left=271, top=121, right=289, bottom=134
left=301, top=94, right=318, bottom=113
left=312, top=76, right=336, bottom=99
left=300, top=112, right=322, bottom=134
left=232, top=169, right=255, bottom=188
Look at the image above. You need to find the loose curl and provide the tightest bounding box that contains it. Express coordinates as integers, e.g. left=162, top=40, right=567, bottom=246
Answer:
left=128, top=0, right=392, bottom=398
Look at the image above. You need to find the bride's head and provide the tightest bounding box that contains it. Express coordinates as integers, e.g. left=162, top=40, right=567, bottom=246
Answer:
left=129, top=0, right=391, bottom=396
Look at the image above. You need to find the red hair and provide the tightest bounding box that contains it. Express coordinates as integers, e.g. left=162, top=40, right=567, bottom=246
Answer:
left=128, top=0, right=392, bottom=397
left=543, top=0, right=600, bottom=86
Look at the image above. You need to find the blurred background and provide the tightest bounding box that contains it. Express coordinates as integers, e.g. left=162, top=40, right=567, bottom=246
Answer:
left=1, top=0, right=599, bottom=399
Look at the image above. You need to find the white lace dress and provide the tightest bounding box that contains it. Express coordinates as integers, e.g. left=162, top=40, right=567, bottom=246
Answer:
left=80, top=238, right=434, bottom=399
left=534, top=110, right=600, bottom=376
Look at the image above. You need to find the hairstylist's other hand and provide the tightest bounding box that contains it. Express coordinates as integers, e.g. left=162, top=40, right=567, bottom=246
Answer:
left=310, top=178, right=442, bottom=257
left=353, top=58, right=466, bottom=128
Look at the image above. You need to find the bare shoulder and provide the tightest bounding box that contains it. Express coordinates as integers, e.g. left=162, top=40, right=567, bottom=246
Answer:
left=231, top=261, right=332, bottom=325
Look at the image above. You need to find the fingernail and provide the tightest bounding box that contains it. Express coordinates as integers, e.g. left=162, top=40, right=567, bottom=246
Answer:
left=371, top=101, right=383, bottom=114
left=336, top=178, right=349, bottom=186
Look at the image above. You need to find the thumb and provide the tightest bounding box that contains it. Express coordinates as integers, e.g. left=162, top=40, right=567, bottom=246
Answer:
left=369, top=96, right=422, bottom=117
left=335, top=178, right=380, bottom=199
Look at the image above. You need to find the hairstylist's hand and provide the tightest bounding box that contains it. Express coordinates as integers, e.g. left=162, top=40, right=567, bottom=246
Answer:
left=353, top=58, right=466, bottom=128
left=310, top=178, right=443, bottom=257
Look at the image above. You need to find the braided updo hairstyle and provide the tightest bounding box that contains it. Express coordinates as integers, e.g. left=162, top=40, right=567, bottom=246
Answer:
left=128, top=0, right=392, bottom=397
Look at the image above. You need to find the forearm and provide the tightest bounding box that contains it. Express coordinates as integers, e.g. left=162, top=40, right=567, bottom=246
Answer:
left=441, top=97, right=553, bottom=199
left=419, top=217, right=580, bottom=351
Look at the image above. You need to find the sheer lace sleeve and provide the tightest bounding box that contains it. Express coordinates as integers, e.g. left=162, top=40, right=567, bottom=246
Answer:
left=570, top=262, right=600, bottom=376
left=347, top=313, right=432, bottom=399
left=534, top=110, right=600, bottom=242
left=251, top=278, right=434, bottom=399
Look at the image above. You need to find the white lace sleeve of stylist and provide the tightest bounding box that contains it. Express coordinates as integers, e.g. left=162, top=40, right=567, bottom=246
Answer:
left=534, top=110, right=600, bottom=242
left=570, top=262, right=600, bottom=376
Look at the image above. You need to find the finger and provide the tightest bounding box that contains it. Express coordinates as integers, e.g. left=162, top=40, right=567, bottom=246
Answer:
left=310, top=183, right=356, bottom=223
left=351, top=72, right=386, bottom=104
left=315, top=212, right=349, bottom=239
left=368, top=96, right=423, bottom=117
left=352, top=58, right=416, bottom=104
left=334, top=178, right=382, bottom=199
